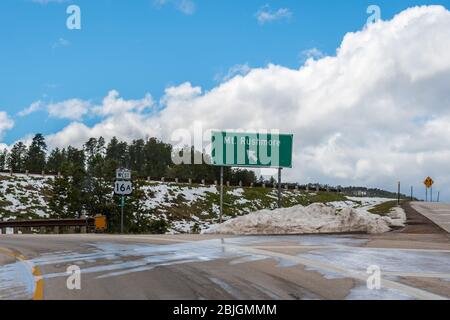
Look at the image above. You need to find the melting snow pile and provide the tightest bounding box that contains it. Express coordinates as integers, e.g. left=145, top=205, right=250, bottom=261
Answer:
left=204, top=203, right=406, bottom=235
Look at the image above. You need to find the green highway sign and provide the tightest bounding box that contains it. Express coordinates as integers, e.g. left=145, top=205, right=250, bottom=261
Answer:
left=211, top=131, right=293, bottom=168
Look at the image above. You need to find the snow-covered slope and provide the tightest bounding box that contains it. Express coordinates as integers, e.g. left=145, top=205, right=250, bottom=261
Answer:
left=0, top=173, right=398, bottom=234
left=0, top=174, right=51, bottom=220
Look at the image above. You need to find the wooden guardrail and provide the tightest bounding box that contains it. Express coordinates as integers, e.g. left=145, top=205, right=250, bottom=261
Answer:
left=0, top=218, right=94, bottom=229
left=0, top=170, right=342, bottom=192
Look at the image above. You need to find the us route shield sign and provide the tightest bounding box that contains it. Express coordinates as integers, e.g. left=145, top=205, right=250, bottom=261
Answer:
left=115, top=181, right=133, bottom=195
left=211, top=131, right=293, bottom=168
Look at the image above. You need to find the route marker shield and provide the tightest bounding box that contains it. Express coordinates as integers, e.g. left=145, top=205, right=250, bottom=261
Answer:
left=115, top=181, right=133, bottom=195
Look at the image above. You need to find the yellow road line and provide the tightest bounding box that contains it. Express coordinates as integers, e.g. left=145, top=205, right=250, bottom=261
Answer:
left=0, top=247, right=44, bottom=300
left=32, top=266, right=44, bottom=300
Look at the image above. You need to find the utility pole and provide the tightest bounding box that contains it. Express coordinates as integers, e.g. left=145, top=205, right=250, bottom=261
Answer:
left=397, top=181, right=401, bottom=205
left=410, top=186, right=413, bottom=201
left=220, top=166, right=224, bottom=223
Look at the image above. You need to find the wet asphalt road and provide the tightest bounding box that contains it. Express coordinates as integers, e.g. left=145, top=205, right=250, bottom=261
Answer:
left=1, top=229, right=450, bottom=300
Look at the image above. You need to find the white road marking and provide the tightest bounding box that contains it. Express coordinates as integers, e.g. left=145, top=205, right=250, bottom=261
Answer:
left=383, top=271, right=450, bottom=279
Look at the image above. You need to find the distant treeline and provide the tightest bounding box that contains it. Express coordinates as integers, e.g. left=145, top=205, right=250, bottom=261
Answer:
left=0, top=134, right=258, bottom=185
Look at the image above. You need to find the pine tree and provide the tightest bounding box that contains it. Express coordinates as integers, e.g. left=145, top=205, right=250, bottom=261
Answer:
left=129, top=139, right=145, bottom=175
left=46, top=148, right=66, bottom=173
left=7, top=142, right=27, bottom=172
left=52, top=146, right=87, bottom=218
left=143, top=138, right=172, bottom=177
left=106, top=137, right=129, bottom=169
left=48, top=176, right=71, bottom=218
left=0, top=149, right=7, bottom=170
left=25, top=134, right=47, bottom=173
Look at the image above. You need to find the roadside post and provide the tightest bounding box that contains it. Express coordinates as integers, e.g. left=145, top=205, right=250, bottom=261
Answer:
left=278, top=168, right=282, bottom=208
left=121, top=196, right=125, bottom=233
left=115, top=169, right=133, bottom=234
left=212, top=131, right=294, bottom=217
left=220, top=166, right=224, bottom=223
left=397, top=181, right=401, bottom=205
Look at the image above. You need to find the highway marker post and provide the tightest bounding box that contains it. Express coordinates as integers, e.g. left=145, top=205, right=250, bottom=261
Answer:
left=121, top=196, right=125, bottom=233
left=278, top=168, right=282, bottom=208
left=220, top=166, right=224, bottom=223
left=115, top=169, right=133, bottom=234
left=212, top=131, right=294, bottom=217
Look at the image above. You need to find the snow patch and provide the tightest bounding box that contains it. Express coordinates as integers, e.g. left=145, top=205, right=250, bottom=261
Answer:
left=346, top=197, right=395, bottom=210
left=204, top=203, right=395, bottom=235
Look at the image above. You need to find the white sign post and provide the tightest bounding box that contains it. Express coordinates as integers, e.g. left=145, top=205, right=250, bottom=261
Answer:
left=115, top=169, right=133, bottom=233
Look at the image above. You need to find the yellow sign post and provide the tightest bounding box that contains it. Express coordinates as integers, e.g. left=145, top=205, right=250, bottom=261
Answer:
left=424, top=177, right=434, bottom=202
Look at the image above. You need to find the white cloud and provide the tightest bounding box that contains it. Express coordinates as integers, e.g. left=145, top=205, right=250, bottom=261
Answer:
left=47, top=99, right=91, bottom=120
left=256, top=5, right=292, bottom=25
left=301, top=48, right=325, bottom=62
left=93, top=90, right=154, bottom=116
left=31, top=0, right=68, bottom=4
left=154, top=0, right=196, bottom=15
left=20, top=5, right=450, bottom=198
left=51, top=38, right=71, bottom=50
left=18, top=101, right=43, bottom=117
left=214, top=63, right=252, bottom=83
left=18, top=91, right=153, bottom=121
left=0, top=112, right=14, bottom=141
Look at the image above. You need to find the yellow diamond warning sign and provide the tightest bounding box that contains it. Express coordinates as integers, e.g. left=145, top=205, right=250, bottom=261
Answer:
left=424, top=177, right=434, bottom=189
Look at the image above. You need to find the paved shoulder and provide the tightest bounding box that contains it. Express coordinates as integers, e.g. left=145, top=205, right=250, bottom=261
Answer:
left=410, top=202, right=450, bottom=234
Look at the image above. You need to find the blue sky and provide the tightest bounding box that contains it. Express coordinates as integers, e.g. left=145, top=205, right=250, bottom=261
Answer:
left=0, top=0, right=448, bottom=144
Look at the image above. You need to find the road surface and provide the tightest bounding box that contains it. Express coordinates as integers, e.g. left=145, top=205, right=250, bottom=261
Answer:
left=1, top=225, right=450, bottom=300
left=411, top=202, right=450, bottom=233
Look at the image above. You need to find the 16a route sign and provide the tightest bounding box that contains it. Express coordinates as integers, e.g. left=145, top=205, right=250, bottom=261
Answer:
left=211, top=131, right=293, bottom=168
left=115, top=181, right=133, bottom=195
